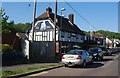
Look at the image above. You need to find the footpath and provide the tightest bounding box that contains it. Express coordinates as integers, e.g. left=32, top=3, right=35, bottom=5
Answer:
left=2, top=62, right=63, bottom=77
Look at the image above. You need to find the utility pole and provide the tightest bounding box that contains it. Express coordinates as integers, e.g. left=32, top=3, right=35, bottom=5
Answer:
left=30, top=0, right=37, bottom=61
left=31, top=0, right=37, bottom=43
left=54, top=0, right=57, bottom=57
left=60, top=8, right=65, bottom=55
left=90, top=25, right=93, bottom=40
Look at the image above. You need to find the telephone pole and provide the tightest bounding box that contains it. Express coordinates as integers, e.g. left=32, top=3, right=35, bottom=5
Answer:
left=31, top=0, right=37, bottom=43
left=54, top=0, right=57, bottom=56
left=30, top=0, right=37, bottom=61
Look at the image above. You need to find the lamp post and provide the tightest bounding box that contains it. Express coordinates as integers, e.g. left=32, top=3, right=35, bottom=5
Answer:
left=60, top=8, right=65, bottom=55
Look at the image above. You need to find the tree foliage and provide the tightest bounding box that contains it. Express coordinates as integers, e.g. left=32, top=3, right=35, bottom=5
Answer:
left=1, top=8, right=31, bottom=33
left=96, top=30, right=120, bottom=39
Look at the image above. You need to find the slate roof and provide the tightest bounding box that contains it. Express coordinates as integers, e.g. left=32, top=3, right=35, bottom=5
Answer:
left=35, top=10, right=85, bottom=35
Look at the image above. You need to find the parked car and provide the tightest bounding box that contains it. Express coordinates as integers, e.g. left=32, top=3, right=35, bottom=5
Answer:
left=88, top=48, right=104, bottom=61
left=105, top=48, right=112, bottom=56
left=111, top=48, right=118, bottom=54
left=61, top=50, right=93, bottom=67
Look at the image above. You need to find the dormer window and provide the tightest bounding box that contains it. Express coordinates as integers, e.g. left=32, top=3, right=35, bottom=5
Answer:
left=45, top=21, right=53, bottom=29
left=35, top=22, right=43, bottom=30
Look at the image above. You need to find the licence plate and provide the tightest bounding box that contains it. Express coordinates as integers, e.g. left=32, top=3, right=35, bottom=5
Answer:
left=67, top=56, right=74, bottom=60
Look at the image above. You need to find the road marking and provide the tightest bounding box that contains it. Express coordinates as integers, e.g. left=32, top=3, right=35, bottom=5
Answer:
left=28, top=71, right=49, bottom=76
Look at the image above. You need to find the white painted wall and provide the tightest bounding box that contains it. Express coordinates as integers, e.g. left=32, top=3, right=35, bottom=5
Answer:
left=29, top=19, right=84, bottom=43
left=106, top=37, right=112, bottom=44
left=21, top=39, right=29, bottom=59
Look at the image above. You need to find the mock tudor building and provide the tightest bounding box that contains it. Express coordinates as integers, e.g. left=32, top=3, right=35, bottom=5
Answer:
left=27, top=7, right=85, bottom=61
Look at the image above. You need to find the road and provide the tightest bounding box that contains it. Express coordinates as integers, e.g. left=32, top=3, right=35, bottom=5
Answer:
left=26, top=53, right=120, bottom=77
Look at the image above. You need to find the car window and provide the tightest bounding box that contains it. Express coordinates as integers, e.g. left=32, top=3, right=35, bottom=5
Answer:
left=98, top=48, right=102, bottom=52
left=77, top=51, right=82, bottom=55
left=85, top=51, right=89, bottom=56
left=66, top=50, right=78, bottom=55
left=82, top=51, right=87, bottom=56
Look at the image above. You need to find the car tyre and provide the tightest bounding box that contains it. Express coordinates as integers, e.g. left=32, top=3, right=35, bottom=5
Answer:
left=100, top=56, right=103, bottom=60
left=64, top=64, right=68, bottom=67
left=97, top=57, right=100, bottom=61
left=83, top=60, right=86, bottom=67
left=91, top=59, right=93, bottom=63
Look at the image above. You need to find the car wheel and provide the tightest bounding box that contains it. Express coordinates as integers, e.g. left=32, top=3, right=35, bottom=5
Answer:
left=110, top=53, right=112, bottom=56
left=64, top=64, right=68, bottom=67
left=83, top=60, right=86, bottom=67
left=100, top=56, right=103, bottom=60
left=97, top=57, right=100, bottom=61
left=91, top=59, right=94, bottom=63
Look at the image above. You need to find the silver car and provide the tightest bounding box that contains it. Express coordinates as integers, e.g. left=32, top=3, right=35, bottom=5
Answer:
left=62, top=50, right=93, bottom=67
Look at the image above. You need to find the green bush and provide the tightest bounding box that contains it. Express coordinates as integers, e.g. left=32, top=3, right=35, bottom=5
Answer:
left=0, top=44, right=12, bottom=52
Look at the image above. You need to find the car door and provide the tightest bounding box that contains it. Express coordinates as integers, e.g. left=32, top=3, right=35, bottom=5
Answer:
left=85, top=51, right=92, bottom=62
left=81, top=51, right=88, bottom=62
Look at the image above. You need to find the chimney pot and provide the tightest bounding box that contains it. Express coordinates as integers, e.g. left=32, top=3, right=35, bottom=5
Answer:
left=46, top=7, right=52, bottom=13
left=69, top=14, right=74, bottom=24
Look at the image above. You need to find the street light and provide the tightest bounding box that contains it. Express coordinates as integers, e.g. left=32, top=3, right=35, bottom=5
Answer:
left=60, top=8, right=65, bottom=55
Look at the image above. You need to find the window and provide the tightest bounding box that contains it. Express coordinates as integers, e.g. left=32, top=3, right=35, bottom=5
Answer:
left=68, top=33, right=71, bottom=38
left=85, top=51, right=89, bottom=56
left=45, top=21, right=53, bottom=29
left=82, top=51, right=85, bottom=56
left=35, top=22, right=43, bottom=30
left=76, top=35, right=79, bottom=39
left=61, top=32, right=65, bottom=37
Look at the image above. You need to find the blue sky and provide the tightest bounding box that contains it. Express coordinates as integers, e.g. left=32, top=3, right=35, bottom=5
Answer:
left=2, top=2, right=118, bottom=32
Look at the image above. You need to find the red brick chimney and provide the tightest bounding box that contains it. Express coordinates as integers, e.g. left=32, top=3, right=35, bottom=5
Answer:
left=46, top=7, right=52, bottom=13
left=69, top=14, right=74, bottom=24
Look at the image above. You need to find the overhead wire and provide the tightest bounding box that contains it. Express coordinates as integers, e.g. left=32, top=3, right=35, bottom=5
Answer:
left=63, top=0, right=98, bottom=31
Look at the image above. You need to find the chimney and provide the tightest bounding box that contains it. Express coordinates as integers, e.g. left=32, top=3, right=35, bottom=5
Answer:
left=46, top=7, right=52, bottom=13
left=69, top=14, right=74, bottom=24
left=93, top=31, right=95, bottom=35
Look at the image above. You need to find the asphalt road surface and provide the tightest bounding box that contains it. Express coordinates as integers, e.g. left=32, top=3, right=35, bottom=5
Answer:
left=26, top=53, right=120, bottom=77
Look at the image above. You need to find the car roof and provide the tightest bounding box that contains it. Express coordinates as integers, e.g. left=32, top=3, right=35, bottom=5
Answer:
left=70, top=49, right=85, bottom=51
left=89, top=47, right=100, bottom=49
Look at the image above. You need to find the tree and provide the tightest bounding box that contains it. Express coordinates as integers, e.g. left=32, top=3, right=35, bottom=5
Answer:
left=96, top=30, right=120, bottom=39
left=1, top=8, right=31, bottom=33
left=1, top=8, right=15, bottom=33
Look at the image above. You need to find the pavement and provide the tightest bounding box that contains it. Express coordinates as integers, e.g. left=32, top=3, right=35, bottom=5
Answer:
left=2, top=62, right=63, bottom=78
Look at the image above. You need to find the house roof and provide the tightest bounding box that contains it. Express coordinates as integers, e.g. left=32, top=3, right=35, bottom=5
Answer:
left=35, top=8, right=85, bottom=35
left=16, top=33, right=28, bottom=39
left=93, top=32, right=106, bottom=38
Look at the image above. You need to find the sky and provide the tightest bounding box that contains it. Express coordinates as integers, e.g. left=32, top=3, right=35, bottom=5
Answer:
left=2, top=1, right=119, bottom=32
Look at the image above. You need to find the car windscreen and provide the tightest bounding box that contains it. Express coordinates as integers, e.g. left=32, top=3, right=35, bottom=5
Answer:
left=66, top=50, right=82, bottom=55
left=89, top=48, right=100, bottom=53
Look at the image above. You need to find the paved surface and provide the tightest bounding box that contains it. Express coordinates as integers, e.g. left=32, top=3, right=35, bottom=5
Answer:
left=2, top=63, right=60, bottom=71
left=26, top=53, right=119, bottom=77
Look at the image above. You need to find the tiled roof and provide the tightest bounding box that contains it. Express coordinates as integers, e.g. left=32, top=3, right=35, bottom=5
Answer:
left=16, top=33, right=28, bottom=39
left=35, top=12, right=85, bottom=35
left=93, top=32, right=106, bottom=38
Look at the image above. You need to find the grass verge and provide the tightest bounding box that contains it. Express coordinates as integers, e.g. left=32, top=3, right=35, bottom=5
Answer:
left=1, top=64, right=62, bottom=78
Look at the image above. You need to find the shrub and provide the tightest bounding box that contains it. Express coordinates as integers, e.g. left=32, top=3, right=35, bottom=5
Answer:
left=0, top=44, right=12, bottom=53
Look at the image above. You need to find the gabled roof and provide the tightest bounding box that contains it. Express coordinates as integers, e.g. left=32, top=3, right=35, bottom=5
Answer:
left=16, top=33, right=28, bottom=39
left=93, top=32, right=106, bottom=38
left=35, top=10, right=85, bottom=35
